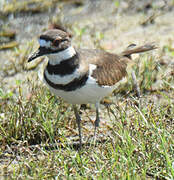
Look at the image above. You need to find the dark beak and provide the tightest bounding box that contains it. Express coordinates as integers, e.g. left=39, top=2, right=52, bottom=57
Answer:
left=28, top=47, right=46, bottom=62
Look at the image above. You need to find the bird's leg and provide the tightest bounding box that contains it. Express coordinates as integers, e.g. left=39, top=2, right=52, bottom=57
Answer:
left=94, top=102, right=100, bottom=141
left=73, top=105, right=82, bottom=148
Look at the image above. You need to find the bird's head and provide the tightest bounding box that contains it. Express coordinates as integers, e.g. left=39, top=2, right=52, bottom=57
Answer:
left=28, top=29, right=72, bottom=62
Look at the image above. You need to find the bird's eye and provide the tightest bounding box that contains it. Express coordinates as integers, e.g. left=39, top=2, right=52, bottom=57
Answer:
left=52, top=39, right=60, bottom=47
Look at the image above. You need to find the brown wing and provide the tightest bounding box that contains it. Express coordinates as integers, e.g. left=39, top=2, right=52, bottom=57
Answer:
left=77, top=49, right=130, bottom=86
left=76, top=43, right=156, bottom=86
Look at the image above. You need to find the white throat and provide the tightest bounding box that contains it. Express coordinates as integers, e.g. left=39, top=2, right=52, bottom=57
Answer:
left=47, top=46, right=76, bottom=65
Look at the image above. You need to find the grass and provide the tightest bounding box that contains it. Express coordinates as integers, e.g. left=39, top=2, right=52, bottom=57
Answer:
left=0, top=52, right=174, bottom=179
left=1, top=1, right=174, bottom=177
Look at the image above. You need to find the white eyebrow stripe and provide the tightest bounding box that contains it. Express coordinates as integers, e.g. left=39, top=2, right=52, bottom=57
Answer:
left=39, top=39, right=51, bottom=48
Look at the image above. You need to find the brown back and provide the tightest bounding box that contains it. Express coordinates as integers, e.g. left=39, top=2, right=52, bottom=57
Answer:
left=77, top=49, right=129, bottom=86
left=77, top=43, right=156, bottom=86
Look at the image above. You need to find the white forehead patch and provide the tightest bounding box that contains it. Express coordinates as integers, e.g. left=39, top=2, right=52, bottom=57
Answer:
left=39, top=39, right=51, bottom=48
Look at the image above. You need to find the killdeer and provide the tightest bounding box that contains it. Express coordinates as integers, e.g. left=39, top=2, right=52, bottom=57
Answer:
left=28, top=29, right=156, bottom=147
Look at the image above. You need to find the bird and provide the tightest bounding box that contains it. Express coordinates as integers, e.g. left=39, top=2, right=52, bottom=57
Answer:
left=28, top=29, right=156, bottom=148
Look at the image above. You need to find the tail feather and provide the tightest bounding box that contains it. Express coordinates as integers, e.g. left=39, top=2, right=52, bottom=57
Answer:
left=121, top=43, right=157, bottom=58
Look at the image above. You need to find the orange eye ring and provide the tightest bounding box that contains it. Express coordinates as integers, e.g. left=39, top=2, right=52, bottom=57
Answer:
left=53, top=39, right=60, bottom=47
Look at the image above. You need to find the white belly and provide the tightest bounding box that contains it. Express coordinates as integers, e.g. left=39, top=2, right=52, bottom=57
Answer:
left=44, top=76, right=127, bottom=104
left=46, top=79, right=114, bottom=104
